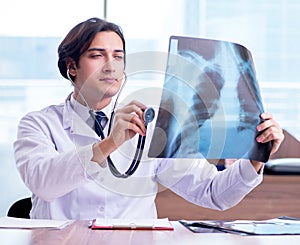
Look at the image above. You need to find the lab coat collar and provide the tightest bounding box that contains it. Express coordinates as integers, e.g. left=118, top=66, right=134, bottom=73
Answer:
left=62, top=93, right=98, bottom=138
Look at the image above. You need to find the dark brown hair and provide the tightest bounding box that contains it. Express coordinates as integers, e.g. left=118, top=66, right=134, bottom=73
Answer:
left=57, top=17, right=126, bottom=79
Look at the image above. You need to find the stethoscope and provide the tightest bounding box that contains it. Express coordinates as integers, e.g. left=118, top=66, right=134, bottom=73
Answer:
left=67, top=70, right=155, bottom=178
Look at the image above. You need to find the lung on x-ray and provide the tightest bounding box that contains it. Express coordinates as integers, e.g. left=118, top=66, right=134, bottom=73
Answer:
left=148, top=36, right=272, bottom=162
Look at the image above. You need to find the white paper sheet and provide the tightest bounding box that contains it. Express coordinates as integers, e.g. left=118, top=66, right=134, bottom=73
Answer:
left=0, top=216, right=74, bottom=229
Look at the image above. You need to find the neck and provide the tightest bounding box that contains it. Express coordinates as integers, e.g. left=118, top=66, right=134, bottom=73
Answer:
left=73, top=91, right=112, bottom=111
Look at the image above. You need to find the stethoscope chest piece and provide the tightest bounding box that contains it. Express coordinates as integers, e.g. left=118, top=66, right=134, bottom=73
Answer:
left=143, top=107, right=155, bottom=126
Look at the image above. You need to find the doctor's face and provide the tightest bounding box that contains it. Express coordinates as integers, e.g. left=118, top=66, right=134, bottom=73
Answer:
left=74, top=31, right=125, bottom=109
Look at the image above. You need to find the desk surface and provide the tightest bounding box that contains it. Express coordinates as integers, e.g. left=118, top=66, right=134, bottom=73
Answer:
left=156, top=175, right=300, bottom=220
left=1, top=221, right=300, bottom=245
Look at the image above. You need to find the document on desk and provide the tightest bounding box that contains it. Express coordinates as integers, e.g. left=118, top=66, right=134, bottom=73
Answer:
left=0, top=216, right=74, bottom=229
left=90, top=218, right=174, bottom=230
left=179, top=217, right=300, bottom=235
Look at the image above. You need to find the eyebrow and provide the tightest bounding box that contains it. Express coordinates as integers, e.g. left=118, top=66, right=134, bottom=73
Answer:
left=87, top=48, right=124, bottom=53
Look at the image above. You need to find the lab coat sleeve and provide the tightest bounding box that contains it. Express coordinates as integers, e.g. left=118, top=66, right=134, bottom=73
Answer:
left=13, top=112, right=96, bottom=202
left=156, top=158, right=263, bottom=211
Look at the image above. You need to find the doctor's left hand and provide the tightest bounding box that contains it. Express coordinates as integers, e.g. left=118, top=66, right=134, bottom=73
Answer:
left=255, top=112, right=284, bottom=155
left=250, top=112, right=284, bottom=172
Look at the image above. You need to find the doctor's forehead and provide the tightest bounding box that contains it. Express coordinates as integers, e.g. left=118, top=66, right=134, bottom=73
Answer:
left=88, top=31, right=124, bottom=52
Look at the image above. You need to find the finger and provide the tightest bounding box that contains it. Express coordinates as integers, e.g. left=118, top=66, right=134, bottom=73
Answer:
left=256, top=128, right=284, bottom=157
left=128, top=121, right=146, bottom=137
left=111, top=116, right=145, bottom=144
left=127, top=100, right=147, bottom=120
left=257, top=129, right=283, bottom=143
left=260, top=112, right=273, bottom=120
left=124, top=100, right=147, bottom=113
left=257, top=119, right=280, bottom=132
left=118, top=104, right=145, bottom=118
left=116, top=112, right=146, bottom=135
left=128, top=113, right=146, bottom=134
left=122, top=105, right=148, bottom=126
left=134, top=107, right=145, bottom=121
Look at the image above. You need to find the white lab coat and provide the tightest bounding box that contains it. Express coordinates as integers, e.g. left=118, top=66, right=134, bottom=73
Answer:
left=14, top=93, right=262, bottom=220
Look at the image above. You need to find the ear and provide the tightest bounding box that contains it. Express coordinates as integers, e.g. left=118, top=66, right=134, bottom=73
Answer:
left=69, top=66, right=77, bottom=77
left=66, top=58, right=77, bottom=76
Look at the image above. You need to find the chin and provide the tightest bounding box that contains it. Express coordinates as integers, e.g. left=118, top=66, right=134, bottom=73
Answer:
left=106, top=83, right=122, bottom=95
left=101, top=89, right=119, bottom=100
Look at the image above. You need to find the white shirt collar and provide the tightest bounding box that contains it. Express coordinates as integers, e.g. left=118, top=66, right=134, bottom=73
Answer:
left=70, top=93, right=112, bottom=128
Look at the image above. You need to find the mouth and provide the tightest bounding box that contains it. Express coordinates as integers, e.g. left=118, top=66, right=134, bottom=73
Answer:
left=99, top=77, right=118, bottom=83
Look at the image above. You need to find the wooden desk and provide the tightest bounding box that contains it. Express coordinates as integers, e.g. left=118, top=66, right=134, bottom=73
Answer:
left=156, top=175, right=300, bottom=220
left=1, top=221, right=300, bottom=244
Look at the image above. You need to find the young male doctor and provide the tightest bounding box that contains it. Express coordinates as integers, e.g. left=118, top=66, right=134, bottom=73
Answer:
left=14, top=17, right=284, bottom=220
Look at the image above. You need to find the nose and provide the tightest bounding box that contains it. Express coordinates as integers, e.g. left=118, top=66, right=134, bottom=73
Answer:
left=102, top=58, right=116, bottom=74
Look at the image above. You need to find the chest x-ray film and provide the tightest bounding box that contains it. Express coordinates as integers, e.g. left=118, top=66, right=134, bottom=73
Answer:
left=148, top=36, right=272, bottom=162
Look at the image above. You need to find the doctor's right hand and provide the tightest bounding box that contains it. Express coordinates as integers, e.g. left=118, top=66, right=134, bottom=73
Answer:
left=108, top=100, right=147, bottom=148
left=92, top=100, right=147, bottom=164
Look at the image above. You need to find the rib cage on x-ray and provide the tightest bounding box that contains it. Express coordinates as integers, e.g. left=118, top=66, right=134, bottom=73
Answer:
left=148, top=36, right=272, bottom=162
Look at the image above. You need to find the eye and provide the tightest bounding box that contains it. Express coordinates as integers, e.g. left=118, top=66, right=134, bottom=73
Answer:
left=114, top=55, right=124, bottom=61
left=91, top=53, right=103, bottom=58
